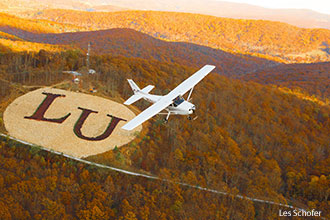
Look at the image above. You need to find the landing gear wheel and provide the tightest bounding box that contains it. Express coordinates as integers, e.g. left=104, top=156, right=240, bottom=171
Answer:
left=188, top=116, right=192, bottom=120
left=163, top=118, right=168, bottom=124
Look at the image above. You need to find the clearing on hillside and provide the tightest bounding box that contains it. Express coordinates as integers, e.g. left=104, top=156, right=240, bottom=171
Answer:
left=4, top=87, right=141, bottom=158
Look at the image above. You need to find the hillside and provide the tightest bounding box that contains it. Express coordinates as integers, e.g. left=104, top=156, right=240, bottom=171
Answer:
left=0, top=31, right=22, bottom=41
left=241, top=62, right=330, bottom=101
left=1, top=51, right=330, bottom=218
left=0, top=39, right=66, bottom=53
left=0, top=13, right=84, bottom=53
left=0, top=0, right=128, bottom=13
left=0, top=13, right=85, bottom=34
left=0, top=136, right=271, bottom=220
left=85, top=55, right=330, bottom=217
left=22, top=9, right=330, bottom=63
left=0, top=9, right=330, bottom=219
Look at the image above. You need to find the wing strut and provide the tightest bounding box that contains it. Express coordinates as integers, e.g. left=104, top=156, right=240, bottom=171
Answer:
left=187, top=86, right=194, bottom=101
left=165, top=111, right=171, bottom=122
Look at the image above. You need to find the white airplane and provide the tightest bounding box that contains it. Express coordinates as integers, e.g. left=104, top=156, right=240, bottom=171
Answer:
left=121, top=65, right=216, bottom=130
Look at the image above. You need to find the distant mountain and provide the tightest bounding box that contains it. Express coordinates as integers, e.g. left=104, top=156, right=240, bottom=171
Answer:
left=3, top=0, right=330, bottom=30
left=0, top=0, right=128, bottom=13
left=97, top=0, right=330, bottom=29
left=22, top=10, right=330, bottom=63
left=0, top=12, right=85, bottom=34
left=91, top=5, right=129, bottom=12
left=92, top=0, right=330, bottom=30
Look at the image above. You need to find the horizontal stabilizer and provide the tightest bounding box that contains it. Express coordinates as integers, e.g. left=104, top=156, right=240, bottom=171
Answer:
left=124, top=94, right=144, bottom=105
left=141, top=85, right=154, bottom=94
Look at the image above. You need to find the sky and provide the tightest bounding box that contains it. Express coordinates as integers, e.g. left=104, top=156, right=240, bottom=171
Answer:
left=221, top=0, right=330, bottom=15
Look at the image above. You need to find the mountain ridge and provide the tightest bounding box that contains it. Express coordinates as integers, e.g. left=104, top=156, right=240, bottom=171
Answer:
left=2, top=0, right=330, bottom=29
left=19, top=9, right=330, bottom=63
left=0, top=26, right=278, bottom=76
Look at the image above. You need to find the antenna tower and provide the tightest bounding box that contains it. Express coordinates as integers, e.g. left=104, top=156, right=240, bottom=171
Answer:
left=86, top=42, right=90, bottom=70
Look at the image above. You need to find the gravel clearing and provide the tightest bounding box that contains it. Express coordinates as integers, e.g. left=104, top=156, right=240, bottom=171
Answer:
left=4, top=87, right=141, bottom=158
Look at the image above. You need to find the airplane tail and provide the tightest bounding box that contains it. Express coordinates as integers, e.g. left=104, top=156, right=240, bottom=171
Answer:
left=124, top=79, right=154, bottom=105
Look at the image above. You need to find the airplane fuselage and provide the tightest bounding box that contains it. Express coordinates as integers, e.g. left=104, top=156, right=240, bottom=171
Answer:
left=142, top=93, right=195, bottom=115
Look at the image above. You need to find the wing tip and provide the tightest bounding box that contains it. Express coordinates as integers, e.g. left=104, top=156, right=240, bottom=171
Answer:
left=121, top=122, right=135, bottom=131
left=121, top=126, right=130, bottom=131
left=205, top=64, right=216, bottom=69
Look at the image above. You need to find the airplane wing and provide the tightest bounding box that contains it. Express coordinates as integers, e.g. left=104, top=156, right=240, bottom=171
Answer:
left=166, top=65, right=215, bottom=98
left=122, top=97, right=173, bottom=130
left=121, top=65, right=215, bottom=130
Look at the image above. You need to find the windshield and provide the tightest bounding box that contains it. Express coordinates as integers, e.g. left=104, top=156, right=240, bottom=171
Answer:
left=173, top=96, right=184, bottom=107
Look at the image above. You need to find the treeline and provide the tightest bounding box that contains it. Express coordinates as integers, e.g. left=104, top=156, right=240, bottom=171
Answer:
left=25, top=9, right=330, bottom=63
left=0, top=38, right=66, bottom=53
left=0, top=50, right=83, bottom=86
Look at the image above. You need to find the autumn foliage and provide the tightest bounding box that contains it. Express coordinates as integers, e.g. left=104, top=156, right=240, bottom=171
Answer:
left=241, top=62, right=330, bottom=102
left=0, top=12, right=84, bottom=34
left=1, top=50, right=329, bottom=219
left=24, top=9, right=330, bottom=63
left=0, top=8, right=330, bottom=219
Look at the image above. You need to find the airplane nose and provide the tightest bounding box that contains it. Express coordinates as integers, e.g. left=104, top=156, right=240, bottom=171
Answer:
left=189, top=106, right=195, bottom=114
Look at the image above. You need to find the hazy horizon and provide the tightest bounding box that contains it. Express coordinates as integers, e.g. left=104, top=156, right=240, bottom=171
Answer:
left=216, top=0, right=330, bottom=15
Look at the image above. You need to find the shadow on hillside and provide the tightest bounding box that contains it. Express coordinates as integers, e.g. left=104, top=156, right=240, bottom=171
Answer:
left=0, top=26, right=278, bottom=76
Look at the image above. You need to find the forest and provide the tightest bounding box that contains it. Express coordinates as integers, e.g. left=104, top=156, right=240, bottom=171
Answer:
left=0, top=12, right=84, bottom=34
left=0, top=6, right=330, bottom=219
left=241, top=62, right=330, bottom=102
left=0, top=50, right=329, bottom=219
left=0, top=136, right=281, bottom=220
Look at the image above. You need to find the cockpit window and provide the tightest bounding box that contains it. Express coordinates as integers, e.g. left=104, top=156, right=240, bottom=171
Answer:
left=173, top=95, right=184, bottom=107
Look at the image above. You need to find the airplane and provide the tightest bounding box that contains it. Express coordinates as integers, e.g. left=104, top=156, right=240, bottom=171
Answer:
left=121, top=65, right=216, bottom=131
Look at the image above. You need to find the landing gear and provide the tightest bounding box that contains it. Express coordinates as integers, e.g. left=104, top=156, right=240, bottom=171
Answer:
left=188, top=115, right=198, bottom=121
left=163, top=118, right=168, bottom=123
left=188, top=109, right=198, bottom=121
left=163, top=111, right=171, bottom=123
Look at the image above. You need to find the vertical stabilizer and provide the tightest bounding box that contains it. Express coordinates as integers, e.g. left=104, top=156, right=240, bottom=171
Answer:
left=124, top=79, right=155, bottom=105
left=127, top=79, right=140, bottom=94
